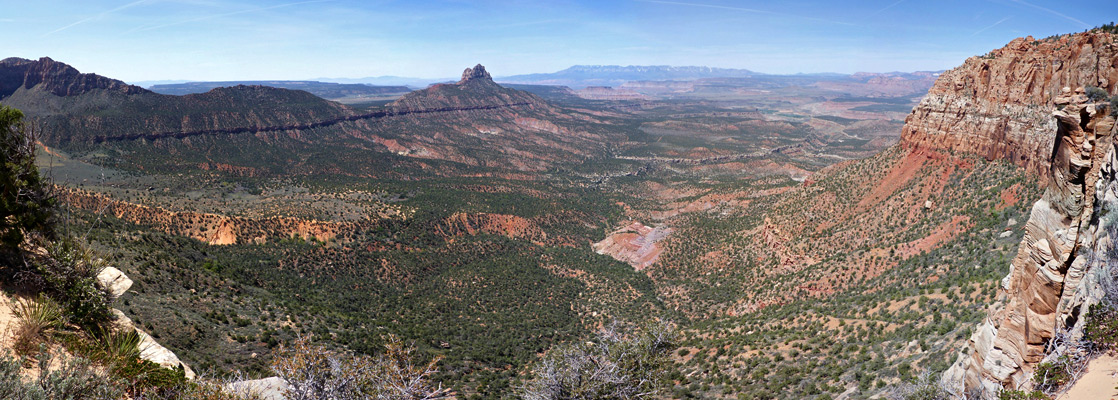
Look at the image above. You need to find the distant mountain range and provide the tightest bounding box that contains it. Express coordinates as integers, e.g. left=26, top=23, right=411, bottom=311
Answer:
left=497, top=65, right=760, bottom=88
left=312, top=76, right=453, bottom=87
left=132, top=65, right=942, bottom=94
left=149, top=81, right=410, bottom=100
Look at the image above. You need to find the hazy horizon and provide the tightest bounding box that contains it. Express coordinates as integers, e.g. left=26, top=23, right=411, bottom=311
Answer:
left=4, top=0, right=1115, bottom=82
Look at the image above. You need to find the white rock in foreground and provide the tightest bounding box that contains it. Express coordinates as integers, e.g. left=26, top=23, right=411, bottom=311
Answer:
left=97, top=267, right=133, bottom=298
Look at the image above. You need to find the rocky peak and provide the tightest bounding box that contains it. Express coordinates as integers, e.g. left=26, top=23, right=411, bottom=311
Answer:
left=0, top=56, right=148, bottom=99
left=458, top=64, right=492, bottom=84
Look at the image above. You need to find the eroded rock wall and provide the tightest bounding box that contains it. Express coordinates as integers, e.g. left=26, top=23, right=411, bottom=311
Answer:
left=900, top=30, right=1118, bottom=397
left=943, top=90, right=1117, bottom=396
left=901, top=32, right=1118, bottom=176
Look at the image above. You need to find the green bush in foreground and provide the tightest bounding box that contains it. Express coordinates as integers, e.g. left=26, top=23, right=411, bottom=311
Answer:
left=0, top=106, right=54, bottom=257
left=1032, top=356, right=1071, bottom=393
left=1085, top=302, right=1118, bottom=350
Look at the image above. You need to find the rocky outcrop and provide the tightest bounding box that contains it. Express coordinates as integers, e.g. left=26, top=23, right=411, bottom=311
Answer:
left=0, top=57, right=148, bottom=98
left=896, top=30, right=1118, bottom=397
left=593, top=222, right=673, bottom=271
left=96, top=267, right=132, bottom=299
left=390, top=64, right=546, bottom=112
left=101, top=268, right=196, bottom=379
left=459, top=64, right=492, bottom=84
left=58, top=187, right=359, bottom=245
left=437, top=212, right=548, bottom=243
left=943, top=89, right=1116, bottom=396
left=901, top=32, right=1118, bottom=176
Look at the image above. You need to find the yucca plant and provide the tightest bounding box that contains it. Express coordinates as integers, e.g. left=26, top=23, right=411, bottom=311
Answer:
left=90, top=327, right=142, bottom=364
left=12, top=296, right=65, bottom=357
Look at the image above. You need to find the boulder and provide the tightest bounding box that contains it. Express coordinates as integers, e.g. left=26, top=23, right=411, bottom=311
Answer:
left=96, top=266, right=132, bottom=298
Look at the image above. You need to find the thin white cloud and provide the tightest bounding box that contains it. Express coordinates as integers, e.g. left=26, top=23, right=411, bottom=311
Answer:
left=971, top=16, right=1012, bottom=36
left=636, top=0, right=857, bottom=26
left=638, top=0, right=776, bottom=15
left=44, top=0, right=150, bottom=36
left=1004, top=0, right=1089, bottom=28
left=124, top=0, right=336, bottom=34
left=867, top=0, right=907, bottom=17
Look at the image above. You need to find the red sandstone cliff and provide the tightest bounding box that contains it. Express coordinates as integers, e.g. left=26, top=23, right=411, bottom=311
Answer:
left=918, top=31, right=1118, bottom=396
left=901, top=32, right=1118, bottom=176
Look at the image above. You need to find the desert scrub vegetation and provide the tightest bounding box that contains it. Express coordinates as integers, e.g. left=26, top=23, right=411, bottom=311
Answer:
left=520, top=322, right=677, bottom=400
left=0, top=105, right=205, bottom=398
left=656, top=151, right=1038, bottom=399
left=272, top=335, right=446, bottom=400
left=9, top=288, right=191, bottom=397
left=1085, top=85, right=1118, bottom=117
left=0, top=348, right=123, bottom=400
left=888, top=373, right=949, bottom=400
left=0, top=348, right=264, bottom=400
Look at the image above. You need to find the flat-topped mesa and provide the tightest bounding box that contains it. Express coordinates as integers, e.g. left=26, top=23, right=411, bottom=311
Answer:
left=900, top=31, right=1118, bottom=176
left=459, top=64, right=493, bottom=84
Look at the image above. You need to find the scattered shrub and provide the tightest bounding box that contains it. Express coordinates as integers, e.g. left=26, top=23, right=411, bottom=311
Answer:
left=0, top=348, right=124, bottom=400
left=1084, top=85, right=1118, bottom=117
left=889, top=373, right=950, bottom=400
left=521, top=321, right=677, bottom=400
left=1032, top=356, right=1071, bottom=392
left=1086, top=86, right=1109, bottom=102
left=34, top=238, right=114, bottom=330
left=272, top=335, right=445, bottom=400
left=1085, top=302, right=1118, bottom=350
left=90, top=327, right=142, bottom=365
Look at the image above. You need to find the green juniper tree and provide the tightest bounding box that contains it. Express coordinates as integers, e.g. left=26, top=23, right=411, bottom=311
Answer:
left=0, top=106, right=54, bottom=261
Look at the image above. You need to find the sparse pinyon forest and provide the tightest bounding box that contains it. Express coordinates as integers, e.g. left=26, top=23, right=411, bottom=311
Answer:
left=1, top=18, right=1118, bottom=400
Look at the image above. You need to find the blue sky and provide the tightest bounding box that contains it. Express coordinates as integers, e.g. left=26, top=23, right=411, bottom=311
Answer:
left=2, top=0, right=1114, bottom=82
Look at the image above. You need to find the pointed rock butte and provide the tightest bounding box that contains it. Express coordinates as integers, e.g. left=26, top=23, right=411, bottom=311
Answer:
left=459, top=64, right=492, bottom=84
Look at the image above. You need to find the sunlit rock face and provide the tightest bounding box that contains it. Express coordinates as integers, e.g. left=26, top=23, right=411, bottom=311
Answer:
left=901, top=32, right=1118, bottom=177
left=926, top=30, right=1118, bottom=396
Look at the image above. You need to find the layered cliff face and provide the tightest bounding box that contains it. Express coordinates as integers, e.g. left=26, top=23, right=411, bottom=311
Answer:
left=901, top=33, right=1118, bottom=176
left=917, top=31, right=1118, bottom=396
left=0, top=57, right=147, bottom=98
